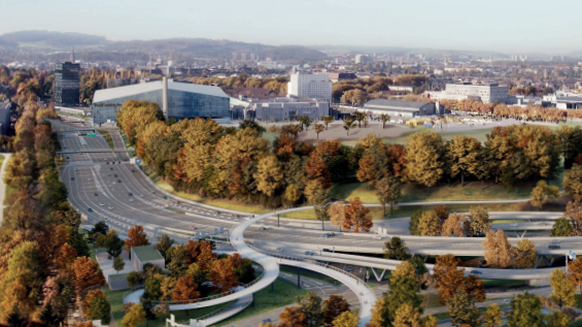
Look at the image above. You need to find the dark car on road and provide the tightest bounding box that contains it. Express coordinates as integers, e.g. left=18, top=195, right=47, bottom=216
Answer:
left=548, top=244, right=561, bottom=249
left=470, top=270, right=482, bottom=275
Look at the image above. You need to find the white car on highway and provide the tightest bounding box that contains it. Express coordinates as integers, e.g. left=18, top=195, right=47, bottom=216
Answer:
left=510, top=223, right=518, bottom=227
left=99, top=202, right=105, bottom=206
left=108, top=206, right=114, bottom=210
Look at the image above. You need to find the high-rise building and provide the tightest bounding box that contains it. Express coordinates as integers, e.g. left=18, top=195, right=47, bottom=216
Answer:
left=54, top=62, right=80, bottom=107
left=355, top=54, right=372, bottom=64
left=287, top=69, right=332, bottom=103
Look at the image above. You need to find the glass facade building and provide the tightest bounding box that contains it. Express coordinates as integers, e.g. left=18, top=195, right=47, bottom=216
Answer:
left=54, top=62, right=80, bottom=107
left=92, top=81, right=230, bottom=125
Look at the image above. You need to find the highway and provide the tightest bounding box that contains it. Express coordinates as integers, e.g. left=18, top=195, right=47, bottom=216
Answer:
left=53, top=121, right=576, bottom=325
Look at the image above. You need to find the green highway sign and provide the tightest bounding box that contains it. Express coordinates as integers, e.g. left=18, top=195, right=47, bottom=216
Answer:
left=86, top=132, right=96, bottom=137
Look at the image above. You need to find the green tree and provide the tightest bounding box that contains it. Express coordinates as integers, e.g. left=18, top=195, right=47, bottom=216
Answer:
left=383, top=237, right=411, bottom=261
left=507, top=292, right=544, bottom=327
left=297, top=292, right=325, bottom=327
left=551, top=217, right=572, bottom=236
left=87, top=296, right=111, bottom=325
left=105, top=230, right=124, bottom=259
left=153, top=234, right=175, bottom=260
left=113, top=256, right=125, bottom=274
left=447, top=289, right=481, bottom=327
left=121, top=304, right=146, bottom=327
left=482, top=303, right=503, bottom=327
left=549, top=268, right=576, bottom=309
left=323, top=116, right=334, bottom=130
left=384, top=272, right=423, bottom=326
left=409, top=210, right=423, bottom=236
left=375, top=175, right=401, bottom=217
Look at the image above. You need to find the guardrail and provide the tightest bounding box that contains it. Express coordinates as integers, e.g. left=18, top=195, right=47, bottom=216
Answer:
left=152, top=269, right=265, bottom=305
left=247, top=243, right=373, bottom=291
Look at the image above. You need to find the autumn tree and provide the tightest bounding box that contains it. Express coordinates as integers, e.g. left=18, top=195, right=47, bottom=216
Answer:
left=87, top=296, right=111, bottom=325
left=432, top=254, right=466, bottom=304
left=323, top=116, right=334, bottom=130
left=419, top=211, right=440, bottom=236
left=507, top=292, right=544, bottom=327
left=513, top=239, right=537, bottom=269
left=409, top=209, right=423, bottom=236
left=447, top=289, right=481, bottom=327
left=383, top=237, right=411, bottom=260
left=447, top=135, right=481, bottom=186
left=464, top=207, right=491, bottom=237
left=323, top=295, right=350, bottom=326
left=297, top=292, right=326, bottom=327
left=482, top=304, right=503, bottom=327
left=441, top=213, right=466, bottom=237
left=568, top=257, right=582, bottom=292
left=393, top=304, right=422, bottom=327
left=342, top=197, right=373, bottom=233
left=332, top=311, right=359, bottom=327
left=530, top=180, right=548, bottom=210
left=328, top=201, right=346, bottom=231
left=125, top=225, right=150, bottom=252
left=72, top=256, right=105, bottom=293
left=549, top=269, right=576, bottom=309
left=254, top=154, right=284, bottom=196
left=564, top=201, right=582, bottom=235
left=482, top=229, right=512, bottom=268
left=209, top=259, right=238, bottom=294
left=552, top=217, right=572, bottom=237
left=279, top=306, right=307, bottom=327
left=375, top=175, right=401, bottom=216
left=121, top=304, right=146, bottom=327
left=545, top=311, right=571, bottom=327
left=404, top=132, right=446, bottom=195
left=564, top=164, right=582, bottom=201
left=172, top=275, right=200, bottom=302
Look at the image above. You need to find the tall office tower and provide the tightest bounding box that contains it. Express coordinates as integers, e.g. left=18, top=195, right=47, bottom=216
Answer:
left=54, top=61, right=80, bottom=106
left=287, top=68, right=332, bottom=103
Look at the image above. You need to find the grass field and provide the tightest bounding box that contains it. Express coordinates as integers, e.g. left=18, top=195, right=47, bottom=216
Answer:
left=211, top=277, right=307, bottom=327
left=97, top=129, right=115, bottom=149
left=331, top=177, right=561, bottom=204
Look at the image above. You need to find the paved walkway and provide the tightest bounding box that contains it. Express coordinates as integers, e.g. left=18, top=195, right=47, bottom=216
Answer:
left=0, top=153, right=11, bottom=225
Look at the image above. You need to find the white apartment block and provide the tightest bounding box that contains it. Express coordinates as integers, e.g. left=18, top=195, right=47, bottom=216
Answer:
left=287, top=70, right=332, bottom=104
left=230, top=97, right=329, bottom=122
left=431, top=83, right=509, bottom=104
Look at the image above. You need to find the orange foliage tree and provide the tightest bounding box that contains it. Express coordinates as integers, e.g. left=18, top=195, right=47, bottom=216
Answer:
left=172, top=275, right=200, bottom=302
left=125, top=225, right=150, bottom=252
left=209, top=259, right=239, bottom=294
left=278, top=306, right=307, bottom=327
left=342, top=197, right=373, bottom=233
left=72, top=256, right=105, bottom=294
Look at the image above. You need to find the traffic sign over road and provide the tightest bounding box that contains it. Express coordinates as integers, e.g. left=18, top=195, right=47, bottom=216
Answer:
left=135, top=158, right=142, bottom=164
left=570, top=250, right=577, bottom=260
left=86, top=132, right=96, bottom=138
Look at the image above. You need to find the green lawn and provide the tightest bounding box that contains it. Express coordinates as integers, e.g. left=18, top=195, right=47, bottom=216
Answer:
left=97, top=129, right=115, bottom=149
left=279, top=266, right=339, bottom=285
left=331, top=178, right=550, bottom=204
left=211, top=278, right=307, bottom=327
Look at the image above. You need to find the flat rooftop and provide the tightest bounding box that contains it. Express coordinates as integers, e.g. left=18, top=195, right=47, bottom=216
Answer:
left=132, top=245, right=164, bottom=262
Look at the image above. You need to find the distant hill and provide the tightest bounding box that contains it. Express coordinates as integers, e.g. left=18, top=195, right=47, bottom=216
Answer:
left=0, top=30, right=328, bottom=63
left=0, top=30, right=107, bottom=48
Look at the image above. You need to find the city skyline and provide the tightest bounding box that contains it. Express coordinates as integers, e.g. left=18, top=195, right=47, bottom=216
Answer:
left=2, top=0, right=582, bottom=54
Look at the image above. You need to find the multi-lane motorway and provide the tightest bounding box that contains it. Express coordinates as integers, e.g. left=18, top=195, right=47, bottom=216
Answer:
left=54, top=120, right=580, bottom=325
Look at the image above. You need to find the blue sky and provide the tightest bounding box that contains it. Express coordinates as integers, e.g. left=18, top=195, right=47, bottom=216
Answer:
left=1, top=0, right=581, bottom=53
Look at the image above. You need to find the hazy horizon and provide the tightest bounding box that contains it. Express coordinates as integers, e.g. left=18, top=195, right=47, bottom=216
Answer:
left=2, top=0, right=582, bottom=54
